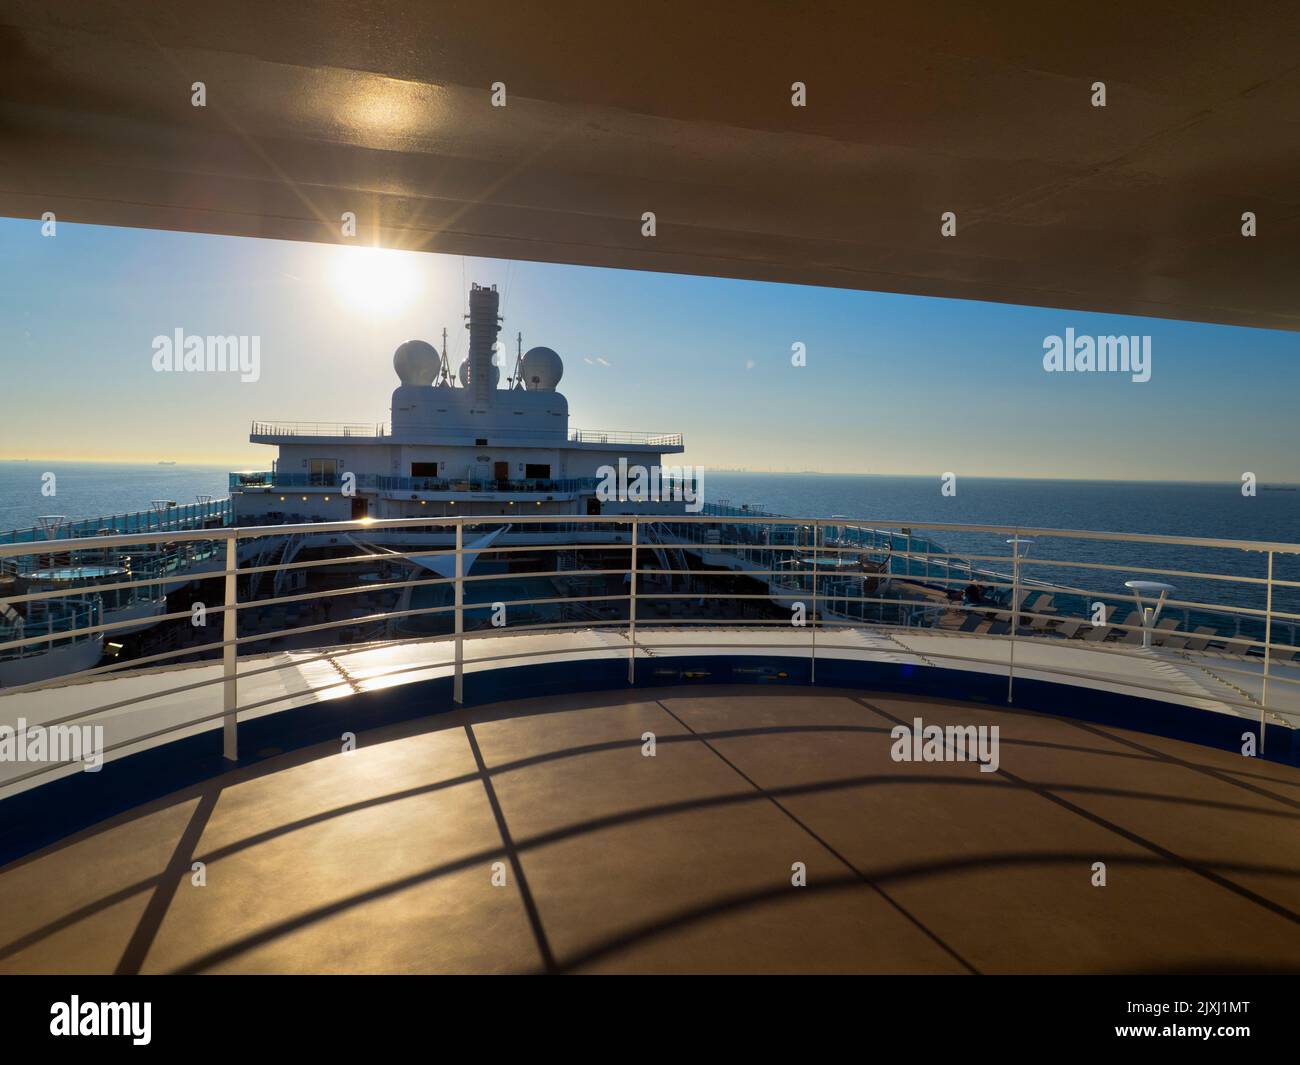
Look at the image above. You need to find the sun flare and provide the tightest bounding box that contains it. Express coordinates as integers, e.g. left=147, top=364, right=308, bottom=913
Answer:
left=330, top=246, right=423, bottom=316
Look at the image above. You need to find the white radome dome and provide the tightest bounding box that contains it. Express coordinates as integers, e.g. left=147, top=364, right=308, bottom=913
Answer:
left=458, top=358, right=500, bottom=390
left=393, top=340, right=439, bottom=386
left=521, top=346, right=563, bottom=391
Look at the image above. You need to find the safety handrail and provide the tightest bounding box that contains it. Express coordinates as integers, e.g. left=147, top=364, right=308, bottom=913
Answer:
left=1, top=513, right=1297, bottom=791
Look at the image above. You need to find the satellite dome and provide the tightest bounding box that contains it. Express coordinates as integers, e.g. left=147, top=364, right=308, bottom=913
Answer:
left=521, top=346, right=563, bottom=391
left=393, top=340, right=439, bottom=386
left=458, top=358, right=500, bottom=390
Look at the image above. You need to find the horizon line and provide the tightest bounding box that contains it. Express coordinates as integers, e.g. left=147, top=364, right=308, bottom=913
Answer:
left=0, top=457, right=1293, bottom=488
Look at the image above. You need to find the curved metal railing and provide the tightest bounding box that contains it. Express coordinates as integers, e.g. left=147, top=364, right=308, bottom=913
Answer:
left=247, top=422, right=685, bottom=448
left=1, top=514, right=1298, bottom=793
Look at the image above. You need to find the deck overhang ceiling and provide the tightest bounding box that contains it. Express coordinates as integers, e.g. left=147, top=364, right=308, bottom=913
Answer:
left=2, top=1, right=1299, bottom=329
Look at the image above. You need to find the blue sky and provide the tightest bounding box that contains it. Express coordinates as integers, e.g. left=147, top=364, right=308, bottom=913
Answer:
left=1, top=217, right=1296, bottom=480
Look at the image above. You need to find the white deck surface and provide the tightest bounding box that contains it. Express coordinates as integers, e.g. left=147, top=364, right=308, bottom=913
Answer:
left=3, top=627, right=1298, bottom=799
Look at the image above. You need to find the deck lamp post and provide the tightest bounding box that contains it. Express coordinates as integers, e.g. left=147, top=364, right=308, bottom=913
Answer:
left=1124, top=580, right=1176, bottom=649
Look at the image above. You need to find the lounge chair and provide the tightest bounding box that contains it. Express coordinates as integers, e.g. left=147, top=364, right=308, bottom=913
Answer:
left=1151, top=617, right=1186, bottom=648
left=1023, top=593, right=1058, bottom=630
left=993, top=589, right=1032, bottom=623
left=1071, top=608, right=1112, bottom=642
left=1208, top=632, right=1252, bottom=658
left=1263, top=645, right=1299, bottom=664
left=1117, top=610, right=1147, bottom=645
left=985, top=621, right=1034, bottom=638
left=1023, top=592, right=1054, bottom=614
left=1053, top=618, right=1087, bottom=639
left=1181, top=625, right=1217, bottom=652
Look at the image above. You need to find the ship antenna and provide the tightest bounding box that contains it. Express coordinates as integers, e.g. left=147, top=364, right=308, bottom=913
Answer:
left=509, top=331, right=525, bottom=389
left=439, top=326, right=453, bottom=386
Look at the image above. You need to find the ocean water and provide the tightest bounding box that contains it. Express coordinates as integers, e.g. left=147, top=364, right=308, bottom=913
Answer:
left=707, top=472, right=1300, bottom=543
left=0, top=462, right=232, bottom=533
left=2, top=462, right=1296, bottom=619
left=706, top=472, right=1300, bottom=620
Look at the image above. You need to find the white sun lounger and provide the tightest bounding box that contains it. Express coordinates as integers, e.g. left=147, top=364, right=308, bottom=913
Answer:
left=1080, top=604, right=1117, bottom=641
left=1151, top=617, right=1186, bottom=649
left=1117, top=610, right=1148, bottom=645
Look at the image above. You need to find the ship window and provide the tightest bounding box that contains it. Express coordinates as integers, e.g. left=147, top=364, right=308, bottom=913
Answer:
left=525, top=463, right=550, bottom=479
left=475, top=438, right=488, bottom=446
left=308, top=459, right=336, bottom=486
left=411, top=462, right=439, bottom=477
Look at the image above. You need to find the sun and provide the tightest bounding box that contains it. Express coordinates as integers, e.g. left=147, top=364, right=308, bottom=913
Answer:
left=330, top=246, right=424, bottom=315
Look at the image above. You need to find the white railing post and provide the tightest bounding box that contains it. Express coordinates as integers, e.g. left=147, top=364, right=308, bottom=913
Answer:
left=454, top=521, right=464, bottom=704
left=222, top=531, right=238, bottom=761
left=628, top=518, right=638, bottom=684
left=810, top=522, right=819, bottom=685
left=1007, top=535, right=1021, bottom=704
left=1262, top=549, right=1273, bottom=755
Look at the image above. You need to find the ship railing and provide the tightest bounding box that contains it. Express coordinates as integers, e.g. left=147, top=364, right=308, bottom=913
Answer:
left=3, top=532, right=226, bottom=593
left=245, top=423, right=684, bottom=448
left=568, top=429, right=684, bottom=446
left=2, top=515, right=1299, bottom=793
left=233, top=472, right=701, bottom=495
left=0, top=597, right=102, bottom=660
left=694, top=504, right=1002, bottom=594
left=249, top=421, right=387, bottom=438
left=0, top=498, right=232, bottom=546
left=229, top=471, right=274, bottom=488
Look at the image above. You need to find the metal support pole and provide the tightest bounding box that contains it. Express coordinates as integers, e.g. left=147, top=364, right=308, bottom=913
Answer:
left=1007, top=536, right=1020, bottom=704
left=628, top=518, right=638, bottom=684
left=1262, top=550, right=1273, bottom=755
left=454, top=521, right=464, bottom=703
left=222, top=532, right=238, bottom=761
left=810, top=522, right=819, bottom=685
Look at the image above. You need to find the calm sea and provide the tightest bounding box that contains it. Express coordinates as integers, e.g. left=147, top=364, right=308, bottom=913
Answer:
left=706, top=472, right=1300, bottom=619
left=707, top=471, right=1299, bottom=544
left=2, top=463, right=1297, bottom=615
left=0, top=462, right=232, bottom=533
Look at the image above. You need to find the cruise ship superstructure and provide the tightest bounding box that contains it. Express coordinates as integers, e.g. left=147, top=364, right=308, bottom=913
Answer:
left=232, top=283, right=689, bottom=528
left=1, top=282, right=711, bottom=685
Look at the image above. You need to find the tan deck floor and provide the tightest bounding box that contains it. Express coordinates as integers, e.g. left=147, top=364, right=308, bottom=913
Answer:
left=1, top=685, right=1298, bottom=974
